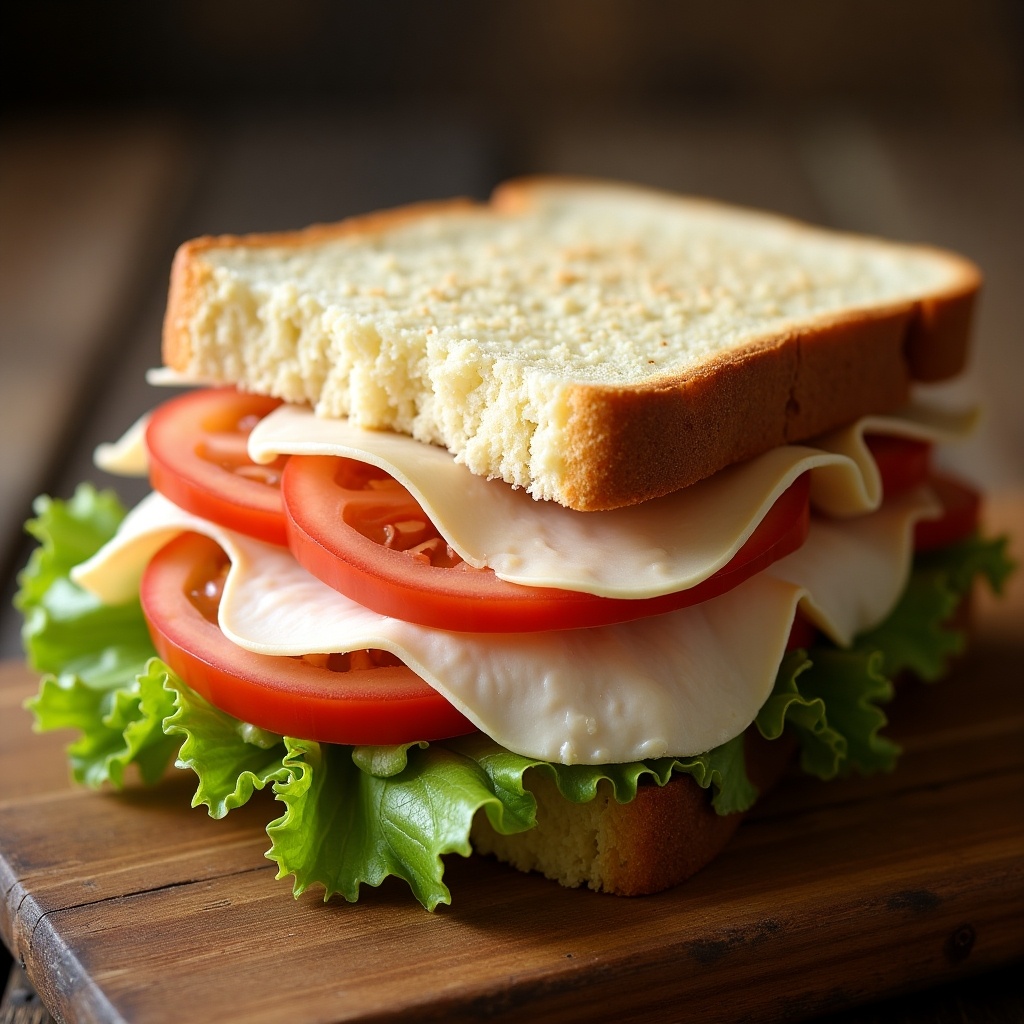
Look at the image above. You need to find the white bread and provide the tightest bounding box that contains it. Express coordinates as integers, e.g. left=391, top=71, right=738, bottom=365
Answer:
left=163, top=177, right=979, bottom=511
left=470, top=731, right=795, bottom=895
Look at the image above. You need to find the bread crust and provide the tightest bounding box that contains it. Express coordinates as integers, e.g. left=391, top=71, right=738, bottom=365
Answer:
left=471, top=729, right=796, bottom=896
left=560, top=306, right=917, bottom=509
left=162, top=178, right=981, bottom=511
left=494, top=178, right=981, bottom=498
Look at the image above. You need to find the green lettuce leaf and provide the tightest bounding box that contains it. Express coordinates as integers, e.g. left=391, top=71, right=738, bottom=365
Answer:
left=536, top=735, right=757, bottom=815
left=18, top=486, right=178, bottom=786
left=856, top=531, right=1016, bottom=680
left=263, top=731, right=757, bottom=909
left=17, top=486, right=153, bottom=684
left=17, top=486, right=126, bottom=610
left=265, top=738, right=536, bottom=909
left=917, top=531, right=1015, bottom=597
left=163, top=670, right=290, bottom=818
left=756, top=648, right=898, bottom=778
left=757, top=649, right=847, bottom=778
left=25, top=658, right=179, bottom=787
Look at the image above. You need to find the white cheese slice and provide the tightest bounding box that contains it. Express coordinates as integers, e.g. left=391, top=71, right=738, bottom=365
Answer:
left=247, top=399, right=972, bottom=597
left=70, top=488, right=938, bottom=764
left=765, top=486, right=941, bottom=646
left=808, top=402, right=977, bottom=515
left=93, top=412, right=151, bottom=477
left=145, top=366, right=219, bottom=387
left=89, top=392, right=971, bottom=600
left=218, top=533, right=802, bottom=763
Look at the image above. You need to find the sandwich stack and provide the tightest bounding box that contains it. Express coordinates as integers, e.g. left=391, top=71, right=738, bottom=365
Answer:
left=18, top=178, right=1013, bottom=908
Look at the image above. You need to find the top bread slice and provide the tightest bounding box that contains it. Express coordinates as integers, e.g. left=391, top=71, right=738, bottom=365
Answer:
left=163, top=177, right=979, bottom=511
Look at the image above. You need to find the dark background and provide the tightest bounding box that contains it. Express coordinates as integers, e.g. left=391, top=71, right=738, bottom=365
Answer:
left=2, top=3, right=1022, bottom=1020
left=5, top=1, right=1024, bottom=122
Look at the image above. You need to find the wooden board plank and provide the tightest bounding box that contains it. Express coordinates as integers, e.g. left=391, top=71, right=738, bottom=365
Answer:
left=1, top=497, right=1022, bottom=1024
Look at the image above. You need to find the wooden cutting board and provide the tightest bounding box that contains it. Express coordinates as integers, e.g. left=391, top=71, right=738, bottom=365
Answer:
left=1, top=497, right=1022, bottom=1024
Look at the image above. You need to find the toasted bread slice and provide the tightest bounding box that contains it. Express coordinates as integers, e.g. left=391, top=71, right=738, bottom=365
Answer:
left=163, top=178, right=979, bottom=511
left=470, top=730, right=795, bottom=895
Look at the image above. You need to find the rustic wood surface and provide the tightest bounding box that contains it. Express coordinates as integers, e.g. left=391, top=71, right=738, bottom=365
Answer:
left=0, top=497, right=1020, bottom=1024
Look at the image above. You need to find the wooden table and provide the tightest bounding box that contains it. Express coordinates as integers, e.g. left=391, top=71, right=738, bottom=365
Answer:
left=1, top=110, right=1023, bottom=1021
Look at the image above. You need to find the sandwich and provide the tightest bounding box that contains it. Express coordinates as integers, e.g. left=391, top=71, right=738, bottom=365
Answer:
left=18, top=178, right=1014, bottom=909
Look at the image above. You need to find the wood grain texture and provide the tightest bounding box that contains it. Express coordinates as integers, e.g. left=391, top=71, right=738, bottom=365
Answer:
left=1, top=495, right=1022, bottom=1023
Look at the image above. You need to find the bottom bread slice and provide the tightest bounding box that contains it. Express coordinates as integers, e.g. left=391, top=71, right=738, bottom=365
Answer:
left=470, top=731, right=795, bottom=896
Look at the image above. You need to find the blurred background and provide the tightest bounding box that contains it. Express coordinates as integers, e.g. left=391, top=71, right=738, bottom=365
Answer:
left=1, top=4, right=1023, bottom=1018
left=2, top=5, right=1023, bottom=637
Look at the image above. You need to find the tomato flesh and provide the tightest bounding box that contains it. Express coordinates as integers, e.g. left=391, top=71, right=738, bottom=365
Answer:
left=866, top=435, right=932, bottom=496
left=146, top=388, right=290, bottom=546
left=141, top=532, right=475, bottom=744
left=786, top=611, right=818, bottom=651
left=865, top=435, right=980, bottom=546
left=914, top=474, right=980, bottom=551
left=143, top=387, right=973, bottom=636
left=282, top=455, right=811, bottom=632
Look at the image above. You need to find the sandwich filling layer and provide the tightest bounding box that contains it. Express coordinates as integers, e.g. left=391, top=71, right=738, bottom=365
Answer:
left=72, top=408, right=957, bottom=763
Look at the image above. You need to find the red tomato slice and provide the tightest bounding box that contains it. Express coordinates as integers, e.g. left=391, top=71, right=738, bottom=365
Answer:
left=281, top=455, right=811, bottom=632
left=786, top=611, right=818, bottom=651
left=146, top=388, right=289, bottom=546
left=865, top=435, right=932, bottom=496
left=915, top=474, right=980, bottom=551
left=141, top=532, right=474, bottom=744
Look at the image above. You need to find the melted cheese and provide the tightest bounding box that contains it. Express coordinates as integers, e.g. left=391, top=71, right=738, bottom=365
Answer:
left=245, top=399, right=970, bottom=596
left=764, top=488, right=939, bottom=646
left=71, top=488, right=938, bottom=764
left=146, top=367, right=218, bottom=388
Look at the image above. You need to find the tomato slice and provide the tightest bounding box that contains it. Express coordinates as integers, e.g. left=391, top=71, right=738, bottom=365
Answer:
left=866, top=435, right=932, bottom=496
left=786, top=611, right=818, bottom=651
left=141, top=532, right=474, bottom=744
left=146, top=388, right=289, bottom=546
left=915, top=474, right=980, bottom=551
left=281, top=455, right=811, bottom=632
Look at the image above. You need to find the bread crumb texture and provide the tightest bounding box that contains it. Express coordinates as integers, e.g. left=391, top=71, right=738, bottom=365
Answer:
left=470, top=769, right=741, bottom=895
left=472, top=773, right=618, bottom=891
left=468, top=729, right=793, bottom=895
left=169, top=180, right=974, bottom=507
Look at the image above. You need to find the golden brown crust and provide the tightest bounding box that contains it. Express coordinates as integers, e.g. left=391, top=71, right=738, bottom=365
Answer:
left=589, top=771, right=745, bottom=896
left=903, top=267, right=981, bottom=381
left=599, top=727, right=796, bottom=896
left=500, top=179, right=980, bottom=507
left=163, top=240, right=212, bottom=372
left=162, top=177, right=981, bottom=511
left=560, top=306, right=916, bottom=510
